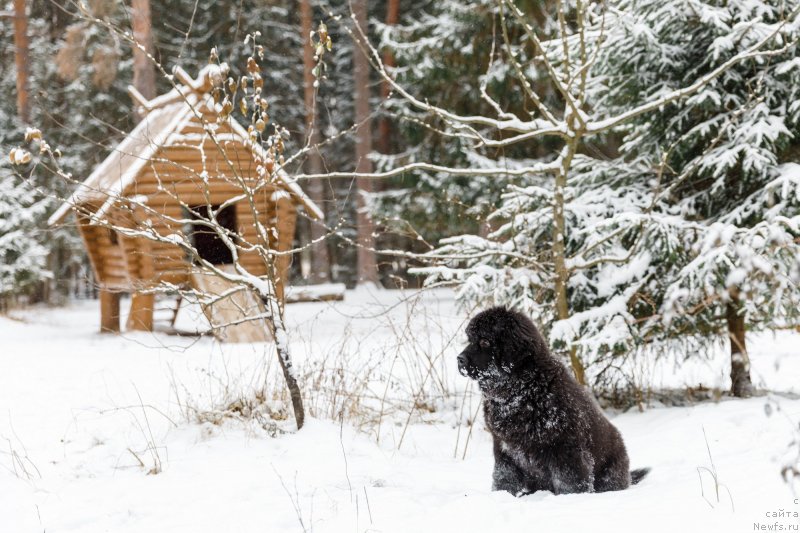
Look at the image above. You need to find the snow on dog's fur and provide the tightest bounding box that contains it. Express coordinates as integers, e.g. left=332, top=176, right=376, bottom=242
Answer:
left=457, top=307, right=649, bottom=495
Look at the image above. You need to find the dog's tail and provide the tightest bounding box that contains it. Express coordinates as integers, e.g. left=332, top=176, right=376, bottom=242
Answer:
left=631, top=468, right=651, bottom=485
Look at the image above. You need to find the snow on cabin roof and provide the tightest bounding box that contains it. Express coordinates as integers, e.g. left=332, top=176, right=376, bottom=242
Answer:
left=48, top=66, right=323, bottom=226
left=47, top=100, right=186, bottom=226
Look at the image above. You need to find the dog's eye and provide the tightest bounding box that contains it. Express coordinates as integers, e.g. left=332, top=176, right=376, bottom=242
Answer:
left=479, top=339, right=490, bottom=349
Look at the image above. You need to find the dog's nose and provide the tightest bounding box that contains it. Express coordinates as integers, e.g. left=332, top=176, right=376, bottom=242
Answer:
left=457, top=353, right=468, bottom=367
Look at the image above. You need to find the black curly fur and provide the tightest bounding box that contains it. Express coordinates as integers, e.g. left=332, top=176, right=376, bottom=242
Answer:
left=457, top=307, right=650, bottom=495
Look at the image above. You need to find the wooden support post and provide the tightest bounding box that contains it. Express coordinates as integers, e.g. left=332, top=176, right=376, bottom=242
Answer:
left=127, top=292, right=155, bottom=331
left=100, top=289, right=121, bottom=333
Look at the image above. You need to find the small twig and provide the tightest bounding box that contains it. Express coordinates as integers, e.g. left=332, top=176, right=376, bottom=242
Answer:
left=462, top=398, right=484, bottom=461
left=271, top=465, right=310, bottom=533
left=363, top=486, right=373, bottom=525
left=127, top=447, right=145, bottom=469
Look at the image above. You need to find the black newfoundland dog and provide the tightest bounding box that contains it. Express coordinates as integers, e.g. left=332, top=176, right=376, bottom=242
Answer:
left=458, top=307, right=649, bottom=495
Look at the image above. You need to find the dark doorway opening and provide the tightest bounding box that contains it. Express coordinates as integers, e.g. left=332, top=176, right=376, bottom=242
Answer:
left=189, top=204, right=237, bottom=265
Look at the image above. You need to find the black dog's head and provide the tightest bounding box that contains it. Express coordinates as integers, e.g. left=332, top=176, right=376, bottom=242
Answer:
left=457, top=307, right=548, bottom=382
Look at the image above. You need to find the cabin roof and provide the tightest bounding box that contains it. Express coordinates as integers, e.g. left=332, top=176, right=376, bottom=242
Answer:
left=48, top=65, right=323, bottom=226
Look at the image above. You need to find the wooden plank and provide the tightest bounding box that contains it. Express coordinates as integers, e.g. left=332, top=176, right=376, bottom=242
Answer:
left=156, top=271, right=191, bottom=285
left=150, top=153, right=253, bottom=169
left=102, top=256, right=128, bottom=268
left=127, top=292, right=155, bottom=331
left=146, top=241, right=183, bottom=253
left=142, top=192, right=266, bottom=205
left=102, top=275, right=130, bottom=286
left=190, top=267, right=271, bottom=343
left=103, top=267, right=128, bottom=280
left=238, top=265, right=268, bottom=277
left=133, top=179, right=265, bottom=192
left=238, top=262, right=269, bottom=276
left=153, top=260, right=190, bottom=271
left=134, top=169, right=262, bottom=186
left=134, top=172, right=249, bottom=185
left=99, top=289, right=121, bottom=333
left=286, top=283, right=346, bottom=303
left=128, top=183, right=251, bottom=196
left=139, top=240, right=155, bottom=280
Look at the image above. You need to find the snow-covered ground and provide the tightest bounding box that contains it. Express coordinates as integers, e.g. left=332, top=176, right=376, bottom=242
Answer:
left=1, top=288, right=798, bottom=532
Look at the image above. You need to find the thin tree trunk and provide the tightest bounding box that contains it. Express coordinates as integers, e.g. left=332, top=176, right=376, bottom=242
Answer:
left=377, top=0, right=399, bottom=155
left=352, top=0, right=379, bottom=284
left=265, top=305, right=304, bottom=429
left=553, top=138, right=586, bottom=385
left=13, top=0, right=30, bottom=123
left=726, top=287, right=753, bottom=398
left=301, top=0, right=331, bottom=284
left=131, top=0, right=156, bottom=113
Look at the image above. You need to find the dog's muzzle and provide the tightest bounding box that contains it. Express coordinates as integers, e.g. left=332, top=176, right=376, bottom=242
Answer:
left=457, top=352, right=469, bottom=377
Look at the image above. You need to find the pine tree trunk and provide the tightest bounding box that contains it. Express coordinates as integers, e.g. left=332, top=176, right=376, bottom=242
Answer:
left=301, top=0, right=331, bottom=284
left=13, top=0, right=29, bottom=123
left=352, top=0, right=379, bottom=285
left=727, top=287, right=754, bottom=398
left=377, top=0, right=399, bottom=155
left=131, top=0, right=156, bottom=114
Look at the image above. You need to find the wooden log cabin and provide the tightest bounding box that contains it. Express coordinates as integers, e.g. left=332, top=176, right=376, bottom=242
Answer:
left=48, top=66, right=323, bottom=338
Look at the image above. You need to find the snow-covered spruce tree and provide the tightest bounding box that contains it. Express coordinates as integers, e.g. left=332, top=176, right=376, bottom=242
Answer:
left=0, top=1, right=101, bottom=301
left=588, top=0, right=800, bottom=396
left=0, top=154, right=50, bottom=303
left=382, top=0, right=800, bottom=385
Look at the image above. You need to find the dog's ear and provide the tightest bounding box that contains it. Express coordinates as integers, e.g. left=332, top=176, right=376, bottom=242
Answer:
left=498, top=312, right=547, bottom=373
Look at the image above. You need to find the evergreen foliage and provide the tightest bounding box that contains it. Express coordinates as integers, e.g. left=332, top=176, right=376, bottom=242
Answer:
left=374, top=0, right=557, bottom=247
left=415, top=0, right=800, bottom=383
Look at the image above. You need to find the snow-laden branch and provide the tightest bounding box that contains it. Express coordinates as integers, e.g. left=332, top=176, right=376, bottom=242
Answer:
left=293, top=159, right=562, bottom=181
left=586, top=4, right=800, bottom=134
left=503, top=0, right=587, bottom=129
left=348, top=7, right=565, bottom=138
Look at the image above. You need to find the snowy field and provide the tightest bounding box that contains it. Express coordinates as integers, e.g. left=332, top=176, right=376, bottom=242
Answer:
left=1, top=288, right=799, bottom=532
